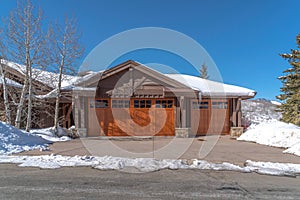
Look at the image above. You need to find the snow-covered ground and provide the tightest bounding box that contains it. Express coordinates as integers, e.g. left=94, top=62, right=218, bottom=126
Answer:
left=0, top=121, right=72, bottom=155
left=238, top=121, right=300, bottom=156
left=239, top=98, right=300, bottom=156
left=0, top=122, right=52, bottom=155
left=30, top=127, right=71, bottom=142
left=0, top=154, right=299, bottom=176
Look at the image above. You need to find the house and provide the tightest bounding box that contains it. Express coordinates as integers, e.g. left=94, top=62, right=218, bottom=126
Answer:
left=72, top=60, right=256, bottom=137
left=0, top=60, right=77, bottom=128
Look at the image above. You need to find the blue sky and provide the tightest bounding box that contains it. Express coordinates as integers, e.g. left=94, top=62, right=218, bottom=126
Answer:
left=1, top=0, right=300, bottom=100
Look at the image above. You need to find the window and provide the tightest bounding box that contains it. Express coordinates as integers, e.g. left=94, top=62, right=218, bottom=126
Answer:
left=134, top=99, right=152, bottom=108
left=95, top=99, right=109, bottom=108
left=212, top=101, right=228, bottom=109
left=112, top=99, right=130, bottom=108
left=200, top=102, right=209, bottom=109
left=156, top=100, right=173, bottom=108
left=192, top=101, right=209, bottom=109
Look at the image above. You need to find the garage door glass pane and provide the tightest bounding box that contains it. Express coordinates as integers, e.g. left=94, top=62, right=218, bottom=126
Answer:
left=95, top=100, right=108, bottom=108
left=212, top=102, right=228, bottom=109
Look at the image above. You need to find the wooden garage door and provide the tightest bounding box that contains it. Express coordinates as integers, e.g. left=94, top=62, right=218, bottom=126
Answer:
left=191, top=99, right=230, bottom=135
left=94, top=98, right=175, bottom=136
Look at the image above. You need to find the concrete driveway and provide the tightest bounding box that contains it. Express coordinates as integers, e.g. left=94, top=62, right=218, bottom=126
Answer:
left=19, top=136, right=300, bottom=165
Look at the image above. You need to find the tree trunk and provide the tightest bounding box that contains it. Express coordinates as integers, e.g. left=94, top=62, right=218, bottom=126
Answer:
left=25, top=63, right=32, bottom=132
left=0, top=61, right=11, bottom=124
left=54, top=55, right=65, bottom=135
left=15, top=70, right=28, bottom=129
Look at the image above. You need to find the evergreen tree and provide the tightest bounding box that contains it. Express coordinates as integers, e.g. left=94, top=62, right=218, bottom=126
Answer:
left=276, top=33, right=300, bottom=125
left=199, top=63, right=209, bottom=79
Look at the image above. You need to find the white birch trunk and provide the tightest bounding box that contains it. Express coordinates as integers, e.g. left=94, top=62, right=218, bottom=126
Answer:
left=25, top=62, right=32, bottom=132
left=15, top=69, right=29, bottom=129
left=0, top=60, right=11, bottom=124
left=54, top=55, right=65, bottom=134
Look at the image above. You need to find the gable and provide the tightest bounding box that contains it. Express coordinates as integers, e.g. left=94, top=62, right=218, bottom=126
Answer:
left=95, top=61, right=194, bottom=98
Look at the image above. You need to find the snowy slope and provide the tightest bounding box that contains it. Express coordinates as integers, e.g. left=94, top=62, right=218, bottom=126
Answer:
left=0, top=122, right=52, bottom=155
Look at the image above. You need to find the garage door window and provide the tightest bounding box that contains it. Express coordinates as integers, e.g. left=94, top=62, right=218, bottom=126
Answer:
left=134, top=100, right=152, bottom=108
left=95, top=99, right=109, bottom=108
left=156, top=100, right=173, bottom=108
left=192, top=101, right=209, bottom=109
left=212, top=101, right=228, bottom=109
left=112, top=99, right=130, bottom=108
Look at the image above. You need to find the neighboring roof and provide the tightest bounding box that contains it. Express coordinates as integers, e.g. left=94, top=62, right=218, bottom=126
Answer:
left=4, top=60, right=79, bottom=89
left=0, top=77, right=23, bottom=88
left=165, top=74, right=256, bottom=98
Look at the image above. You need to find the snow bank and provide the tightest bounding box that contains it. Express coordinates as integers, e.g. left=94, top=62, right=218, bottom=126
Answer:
left=245, top=160, right=300, bottom=176
left=30, top=127, right=71, bottom=142
left=0, top=154, right=299, bottom=176
left=238, top=121, right=300, bottom=156
left=0, top=122, right=52, bottom=155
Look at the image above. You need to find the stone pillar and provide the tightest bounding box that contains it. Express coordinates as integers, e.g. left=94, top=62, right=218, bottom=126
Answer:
left=175, top=128, right=191, bottom=138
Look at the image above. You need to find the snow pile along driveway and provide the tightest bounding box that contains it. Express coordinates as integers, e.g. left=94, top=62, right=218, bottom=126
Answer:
left=0, top=154, right=299, bottom=177
left=238, top=121, right=300, bottom=156
left=0, top=122, right=52, bottom=155
left=30, top=127, right=71, bottom=142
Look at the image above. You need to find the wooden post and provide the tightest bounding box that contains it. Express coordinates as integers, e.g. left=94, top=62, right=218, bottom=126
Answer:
left=180, top=96, right=186, bottom=128
left=237, top=97, right=242, bottom=127
left=231, top=98, right=237, bottom=127
left=129, top=67, right=133, bottom=97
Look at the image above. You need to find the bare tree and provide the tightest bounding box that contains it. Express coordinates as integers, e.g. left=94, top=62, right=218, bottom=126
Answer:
left=0, top=33, right=11, bottom=124
left=50, top=17, right=83, bottom=134
left=5, top=0, right=47, bottom=131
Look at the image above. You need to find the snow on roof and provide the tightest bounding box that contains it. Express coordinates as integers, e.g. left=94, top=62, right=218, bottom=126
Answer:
left=74, top=70, right=103, bottom=86
left=4, top=60, right=79, bottom=88
left=165, top=74, right=256, bottom=98
left=271, top=100, right=282, bottom=106
left=2, top=60, right=256, bottom=98
left=0, top=77, right=23, bottom=88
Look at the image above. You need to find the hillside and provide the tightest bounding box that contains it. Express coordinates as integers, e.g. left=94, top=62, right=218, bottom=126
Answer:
left=242, top=98, right=282, bottom=125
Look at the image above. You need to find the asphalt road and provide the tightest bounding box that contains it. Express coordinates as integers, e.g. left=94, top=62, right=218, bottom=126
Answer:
left=1, top=164, right=300, bottom=200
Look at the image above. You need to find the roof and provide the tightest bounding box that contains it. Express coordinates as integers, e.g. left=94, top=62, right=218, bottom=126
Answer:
left=165, top=74, right=256, bottom=98
left=72, top=60, right=256, bottom=99
left=4, top=60, right=79, bottom=89
left=2, top=60, right=256, bottom=99
left=0, top=77, right=23, bottom=88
